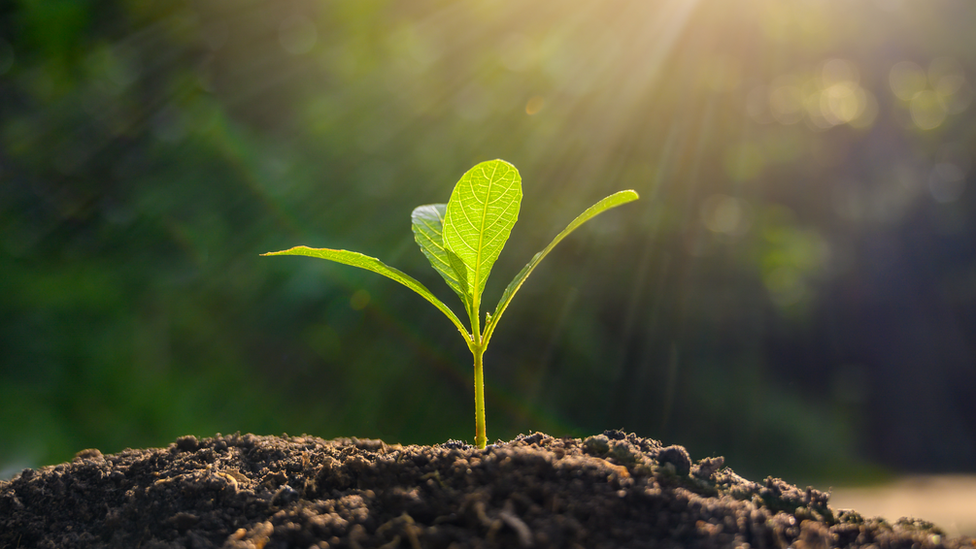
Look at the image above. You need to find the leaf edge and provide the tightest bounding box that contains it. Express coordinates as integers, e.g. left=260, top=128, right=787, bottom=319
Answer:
left=262, top=246, right=471, bottom=341
left=481, top=189, right=639, bottom=348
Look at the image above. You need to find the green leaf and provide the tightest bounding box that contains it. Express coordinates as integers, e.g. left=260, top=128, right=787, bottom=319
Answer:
left=411, top=204, right=471, bottom=312
left=482, top=189, right=639, bottom=347
left=442, top=159, right=522, bottom=325
left=261, top=246, right=470, bottom=340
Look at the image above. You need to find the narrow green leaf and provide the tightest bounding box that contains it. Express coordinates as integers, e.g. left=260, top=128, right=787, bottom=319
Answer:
left=482, top=189, right=639, bottom=347
left=443, top=160, right=522, bottom=322
left=261, top=246, right=470, bottom=340
left=411, top=204, right=471, bottom=313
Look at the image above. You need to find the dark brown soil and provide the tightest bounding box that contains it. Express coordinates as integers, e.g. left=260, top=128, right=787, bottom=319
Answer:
left=1, top=431, right=972, bottom=549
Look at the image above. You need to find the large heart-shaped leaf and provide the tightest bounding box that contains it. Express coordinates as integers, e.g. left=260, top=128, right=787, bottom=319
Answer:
left=411, top=203, right=470, bottom=313
left=442, top=159, right=522, bottom=325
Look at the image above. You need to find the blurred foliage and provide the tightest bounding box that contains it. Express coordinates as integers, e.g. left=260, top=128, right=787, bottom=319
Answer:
left=2, top=0, right=975, bottom=483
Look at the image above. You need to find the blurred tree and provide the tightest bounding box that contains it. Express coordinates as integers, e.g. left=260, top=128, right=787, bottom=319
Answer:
left=2, top=0, right=975, bottom=483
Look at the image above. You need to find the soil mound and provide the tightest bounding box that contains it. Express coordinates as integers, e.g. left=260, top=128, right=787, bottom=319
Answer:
left=1, top=431, right=971, bottom=548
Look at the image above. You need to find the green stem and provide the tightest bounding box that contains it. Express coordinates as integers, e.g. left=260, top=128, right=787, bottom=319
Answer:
left=473, top=347, right=487, bottom=449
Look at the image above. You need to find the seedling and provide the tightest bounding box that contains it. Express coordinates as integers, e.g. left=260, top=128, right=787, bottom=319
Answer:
left=264, top=159, right=638, bottom=448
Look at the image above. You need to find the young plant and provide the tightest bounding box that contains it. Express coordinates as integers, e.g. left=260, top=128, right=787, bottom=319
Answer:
left=264, top=159, right=638, bottom=448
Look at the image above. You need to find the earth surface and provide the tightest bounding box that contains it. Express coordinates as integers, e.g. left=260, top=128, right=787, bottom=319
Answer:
left=1, top=431, right=973, bottom=549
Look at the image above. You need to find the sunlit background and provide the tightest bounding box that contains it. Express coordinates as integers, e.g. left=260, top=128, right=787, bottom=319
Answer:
left=2, top=0, right=975, bottom=506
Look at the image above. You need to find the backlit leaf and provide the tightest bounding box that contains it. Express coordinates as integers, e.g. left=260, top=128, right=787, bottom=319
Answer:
left=442, top=159, right=522, bottom=317
left=411, top=204, right=471, bottom=313
left=261, top=246, right=470, bottom=340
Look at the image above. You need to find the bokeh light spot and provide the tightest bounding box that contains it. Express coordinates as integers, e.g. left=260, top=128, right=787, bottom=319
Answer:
left=889, top=61, right=927, bottom=101
left=804, top=91, right=833, bottom=130
left=930, top=57, right=974, bottom=114
left=929, top=57, right=963, bottom=93
left=350, top=289, right=370, bottom=311
left=701, top=194, right=751, bottom=236
left=910, top=90, right=947, bottom=130
left=929, top=163, right=966, bottom=203
left=821, top=82, right=862, bottom=125
left=762, top=59, right=883, bottom=132
left=525, top=95, right=545, bottom=115
left=937, top=142, right=972, bottom=175
left=304, top=323, right=341, bottom=361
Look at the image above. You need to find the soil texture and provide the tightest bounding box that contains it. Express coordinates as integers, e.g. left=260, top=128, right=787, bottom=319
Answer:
left=1, top=431, right=972, bottom=548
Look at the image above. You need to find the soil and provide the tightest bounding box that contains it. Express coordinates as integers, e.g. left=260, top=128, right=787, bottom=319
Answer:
left=1, top=431, right=973, bottom=549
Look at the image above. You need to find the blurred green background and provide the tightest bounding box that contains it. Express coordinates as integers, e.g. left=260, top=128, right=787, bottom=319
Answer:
left=2, top=0, right=975, bottom=485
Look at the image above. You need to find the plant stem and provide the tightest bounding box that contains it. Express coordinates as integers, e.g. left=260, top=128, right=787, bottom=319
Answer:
left=473, top=347, right=487, bottom=449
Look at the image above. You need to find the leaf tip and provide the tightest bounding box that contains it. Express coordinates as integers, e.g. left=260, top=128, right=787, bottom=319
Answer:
left=261, top=246, right=310, bottom=257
